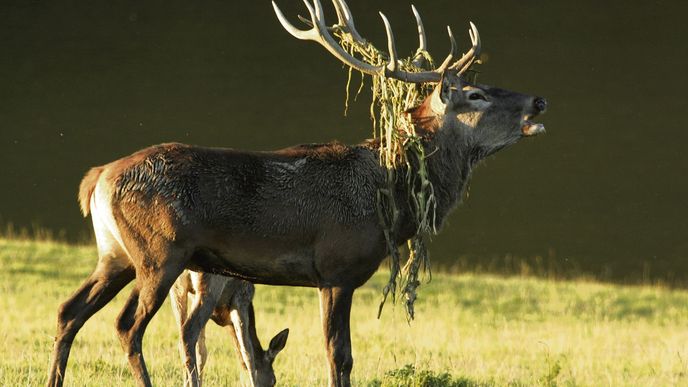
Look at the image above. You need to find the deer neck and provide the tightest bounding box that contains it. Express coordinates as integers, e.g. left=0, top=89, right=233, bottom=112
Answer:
left=376, top=108, right=479, bottom=238
left=396, top=104, right=480, bottom=234
left=422, top=125, right=475, bottom=229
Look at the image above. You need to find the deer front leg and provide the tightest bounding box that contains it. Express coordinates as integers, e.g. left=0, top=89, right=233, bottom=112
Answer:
left=319, top=286, right=354, bottom=387
left=196, top=325, right=208, bottom=382
left=170, top=274, right=191, bottom=386
left=222, top=282, right=258, bottom=386
left=179, top=273, right=225, bottom=387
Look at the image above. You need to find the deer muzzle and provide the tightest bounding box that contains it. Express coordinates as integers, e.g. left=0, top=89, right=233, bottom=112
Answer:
left=522, top=96, right=547, bottom=136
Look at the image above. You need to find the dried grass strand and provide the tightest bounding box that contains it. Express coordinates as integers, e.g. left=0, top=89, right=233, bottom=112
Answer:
left=336, top=30, right=440, bottom=320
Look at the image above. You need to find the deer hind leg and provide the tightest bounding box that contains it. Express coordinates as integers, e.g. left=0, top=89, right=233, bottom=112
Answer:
left=319, top=286, right=355, bottom=387
left=115, top=249, right=188, bottom=387
left=46, top=255, right=134, bottom=387
left=178, top=272, right=225, bottom=387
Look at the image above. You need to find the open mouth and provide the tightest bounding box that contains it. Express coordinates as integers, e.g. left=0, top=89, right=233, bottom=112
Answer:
left=521, top=114, right=546, bottom=136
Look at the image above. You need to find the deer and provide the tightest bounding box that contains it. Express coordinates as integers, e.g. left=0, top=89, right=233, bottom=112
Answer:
left=169, top=270, right=289, bottom=387
left=46, top=1, right=547, bottom=386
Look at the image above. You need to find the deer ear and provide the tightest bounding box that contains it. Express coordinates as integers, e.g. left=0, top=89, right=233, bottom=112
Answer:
left=267, top=328, right=289, bottom=360
left=438, top=69, right=464, bottom=109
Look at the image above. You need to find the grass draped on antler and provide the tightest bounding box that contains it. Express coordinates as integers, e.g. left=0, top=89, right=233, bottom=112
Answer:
left=335, top=29, right=438, bottom=320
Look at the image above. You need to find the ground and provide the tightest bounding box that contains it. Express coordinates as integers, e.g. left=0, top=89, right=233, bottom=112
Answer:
left=1, top=238, right=686, bottom=386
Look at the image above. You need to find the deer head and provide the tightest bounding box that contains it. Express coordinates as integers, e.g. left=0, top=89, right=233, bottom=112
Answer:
left=411, top=69, right=547, bottom=158
left=252, top=328, right=289, bottom=387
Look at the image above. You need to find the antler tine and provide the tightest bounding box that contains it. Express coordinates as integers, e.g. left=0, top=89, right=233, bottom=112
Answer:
left=436, top=26, right=458, bottom=72
left=411, top=5, right=428, bottom=68
left=331, top=0, right=367, bottom=44
left=411, top=5, right=427, bottom=53
left=379, top=12, right=398, bottom=72
left=312, top=0, right=325, bottom=24
left=272, top=0, right=313, bottom=40
left=298, top=14, right=343, bottom=33
left=467, top=22, right=482, bottom=64
left=449, top=21, right=481, bottom=73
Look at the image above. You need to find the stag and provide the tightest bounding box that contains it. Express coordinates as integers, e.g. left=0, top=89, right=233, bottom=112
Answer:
left=170, top=271, right=288, bottom=387
left=47, top=1, right=546, bottom=386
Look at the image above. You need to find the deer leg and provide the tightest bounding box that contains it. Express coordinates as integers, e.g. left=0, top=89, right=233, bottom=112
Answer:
left=115, top=259, right=186, bottom=387
left=169, top=277, right=190, bottom=386
left=179, top=273, right=224, bottom=387
left=319, top=286, right=354, bottom=387
left=196, top=326, right=208, bottom=382
left=229, top=302, right=257, bottom=386
left=213, top=308, right=250, bottom=376
left=225, top=282, right=262, bottom=386
left=47, top=259, right=134, bottom=387
left=221, top=322, right=248, bottom=371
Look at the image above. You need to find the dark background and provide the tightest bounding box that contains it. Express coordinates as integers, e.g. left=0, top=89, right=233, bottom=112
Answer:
left=1, top=1, right=687, bottom=281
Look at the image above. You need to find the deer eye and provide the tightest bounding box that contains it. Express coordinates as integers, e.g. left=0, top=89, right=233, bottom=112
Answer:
left=468, top=92, right=487, bottom=101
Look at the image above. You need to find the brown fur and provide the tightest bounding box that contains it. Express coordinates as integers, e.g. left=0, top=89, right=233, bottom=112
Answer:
left=406, top=97, right=442, bottom=137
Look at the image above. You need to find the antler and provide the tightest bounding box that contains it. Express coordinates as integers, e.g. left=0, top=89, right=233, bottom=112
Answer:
left=410, top=5, right=428, bottom=68
left=330, top=0, right=366, bottom=45
left=449, top=22, right=481, bottom=73
left=272, top=0, right=480, bottom=83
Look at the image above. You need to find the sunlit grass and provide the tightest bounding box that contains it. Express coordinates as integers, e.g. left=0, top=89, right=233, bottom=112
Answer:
left=1, top=238, right=686, bottom=386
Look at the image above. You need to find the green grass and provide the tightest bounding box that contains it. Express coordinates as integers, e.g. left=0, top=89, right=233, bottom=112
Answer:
left=1, top=238, right=687, bottom=386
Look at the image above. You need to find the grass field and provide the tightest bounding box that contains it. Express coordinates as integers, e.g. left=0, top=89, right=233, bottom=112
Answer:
left=1, top=238, right=687, bottom=386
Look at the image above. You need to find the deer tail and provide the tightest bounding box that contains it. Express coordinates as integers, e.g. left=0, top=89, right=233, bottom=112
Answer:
left=78, top=166, right=104, bottom=217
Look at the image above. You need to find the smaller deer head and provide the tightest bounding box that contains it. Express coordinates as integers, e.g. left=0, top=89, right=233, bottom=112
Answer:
left=253, top=328, right=289, bottom=387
